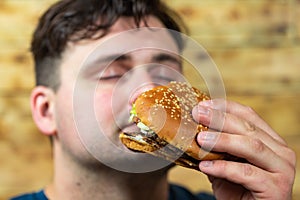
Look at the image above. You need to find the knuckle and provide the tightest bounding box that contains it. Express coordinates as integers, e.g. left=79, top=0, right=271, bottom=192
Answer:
left=244, top=120, right=256, bottom=133
left=242, top=163, right=254, bottom=177
left=275, top=173, right=294, bottom=197
left=250, top=138, right=265, bottom=154
left=281, top=147, right=297, bottom=169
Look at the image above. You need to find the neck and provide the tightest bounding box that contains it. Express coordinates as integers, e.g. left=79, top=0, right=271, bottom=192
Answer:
left=45, top=143, right=170, bottom=200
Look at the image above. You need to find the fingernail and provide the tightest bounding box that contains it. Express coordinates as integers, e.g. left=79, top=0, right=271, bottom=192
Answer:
left=199, top=100, right=213, bottom=107
left=198, top=132, right=217, bottom=141
left=200, top=161, right=213, bottom=167
left=196, top=106, right=210, bottom=116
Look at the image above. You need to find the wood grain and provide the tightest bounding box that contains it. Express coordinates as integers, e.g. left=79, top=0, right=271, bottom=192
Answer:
left=0, top=0, right=299, bottom=199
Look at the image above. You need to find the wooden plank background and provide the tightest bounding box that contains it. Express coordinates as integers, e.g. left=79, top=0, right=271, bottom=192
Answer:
left=0, top=0, right=299, bottom=199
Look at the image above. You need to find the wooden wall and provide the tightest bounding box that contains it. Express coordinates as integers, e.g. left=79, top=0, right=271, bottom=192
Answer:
left=0, top=0, right=299, bottom=199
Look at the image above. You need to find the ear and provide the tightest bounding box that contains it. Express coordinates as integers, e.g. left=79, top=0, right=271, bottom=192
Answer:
left=30, top=86, right=56, bottom=136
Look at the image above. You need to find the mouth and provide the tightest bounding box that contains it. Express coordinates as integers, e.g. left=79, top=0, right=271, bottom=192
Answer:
left=120, top=123, right=140, bottom=135
left=119, top=124, right=200, bottom=170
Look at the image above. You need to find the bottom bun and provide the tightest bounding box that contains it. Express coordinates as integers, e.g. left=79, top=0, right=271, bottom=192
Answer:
left=119, top=131, right=225, bottom=170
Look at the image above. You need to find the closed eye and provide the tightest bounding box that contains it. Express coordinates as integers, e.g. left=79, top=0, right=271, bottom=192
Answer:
left=152, top=75, right=176, bottom=83
left=98, top=75, right=123, bottom=81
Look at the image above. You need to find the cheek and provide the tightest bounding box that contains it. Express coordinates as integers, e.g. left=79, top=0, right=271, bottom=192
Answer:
left=94, top=90, right=114, bottom=123
left=54, top=94, right=77, bottom=137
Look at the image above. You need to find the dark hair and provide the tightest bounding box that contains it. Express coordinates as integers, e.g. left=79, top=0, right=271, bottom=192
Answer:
left=31, top=0, right=187, bottom=91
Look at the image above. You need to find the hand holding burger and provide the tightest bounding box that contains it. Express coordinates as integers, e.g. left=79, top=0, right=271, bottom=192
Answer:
left=192, top=98, right=296, bottom=199
left=120, top=81, right=296, bottom=199
left=120, top=81, right=231, bottom=170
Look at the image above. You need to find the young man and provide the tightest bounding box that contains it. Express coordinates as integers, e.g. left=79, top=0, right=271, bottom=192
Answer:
left=11, top=0, right=296, bottom=199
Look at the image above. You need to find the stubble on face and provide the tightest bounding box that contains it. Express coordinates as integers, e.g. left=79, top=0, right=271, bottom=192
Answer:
left=53, top=16, right=181, bottom=170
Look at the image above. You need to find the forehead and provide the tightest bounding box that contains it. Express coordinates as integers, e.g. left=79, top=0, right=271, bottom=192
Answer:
left=61, top=16, right=179, bottom=71
left=109, top=16, right=166, bottom=33
left=90, top=15, right=179, bottom=53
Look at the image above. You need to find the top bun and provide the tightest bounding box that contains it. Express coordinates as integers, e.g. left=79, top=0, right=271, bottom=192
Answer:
left=134, top=81, right=224, bottom=161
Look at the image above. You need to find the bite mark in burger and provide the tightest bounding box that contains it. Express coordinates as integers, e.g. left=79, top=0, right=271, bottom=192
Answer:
left=119, top=81, right=225, bottom=170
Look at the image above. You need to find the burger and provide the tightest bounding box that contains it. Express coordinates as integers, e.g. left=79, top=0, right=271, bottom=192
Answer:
left=119, top=81, right=225, bottom=170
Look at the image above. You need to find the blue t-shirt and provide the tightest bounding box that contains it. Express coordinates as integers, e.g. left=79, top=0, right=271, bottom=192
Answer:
left=10, top=184, right=215, bottom=200
left=10, top=190, right=47, bottom=200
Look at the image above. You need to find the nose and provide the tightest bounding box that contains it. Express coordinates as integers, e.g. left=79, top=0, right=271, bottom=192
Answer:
left=129, top=83, right=156, bottom=105
left=128, top=67, right=156, bottom=105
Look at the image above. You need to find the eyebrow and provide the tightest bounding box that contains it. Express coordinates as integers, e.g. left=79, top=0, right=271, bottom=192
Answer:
left=152, top=53, right=182, bottom=67
left=83, top=52, right=182, bottom=73
left=88, top=53, right=129, bottom=66
left=82, top=53, right=128, bottom=72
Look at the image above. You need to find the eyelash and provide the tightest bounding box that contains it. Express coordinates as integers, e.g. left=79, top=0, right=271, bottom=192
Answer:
left=153, top=76, right=175, bottom=83
left=98, top=74, right=177, bottom=84
left=98, top=75, right=123, bottom=81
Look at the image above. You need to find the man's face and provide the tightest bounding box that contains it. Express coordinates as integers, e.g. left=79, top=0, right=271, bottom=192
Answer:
left=53, top=16, right=183, bottom=170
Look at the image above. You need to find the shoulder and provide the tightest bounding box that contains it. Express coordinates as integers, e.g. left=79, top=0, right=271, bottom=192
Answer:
left=169, top=184, right=216, bottom=200
left=9, top=190, right=48, bottom=200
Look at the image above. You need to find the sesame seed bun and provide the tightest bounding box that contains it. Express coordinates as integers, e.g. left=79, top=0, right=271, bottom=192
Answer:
left=120, top=81, right=225, bottom=170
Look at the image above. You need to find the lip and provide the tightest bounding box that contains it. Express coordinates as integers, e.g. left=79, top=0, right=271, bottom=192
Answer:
left=120, top=123, right=140, bottom=134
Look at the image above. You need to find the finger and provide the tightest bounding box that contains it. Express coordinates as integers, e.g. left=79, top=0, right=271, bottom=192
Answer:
left=199, top=160, right=271, bottom=193
left=198, top=99, right=286, bottom=144
left=192, top=105, right=285, bottom=154
left=193, top=103, right=256, bottom=133
left=209, top=178, right=249, bottom=200
left=207, top=175, right=215, bottom=183
left=197, top=131, right=288, bottom=172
